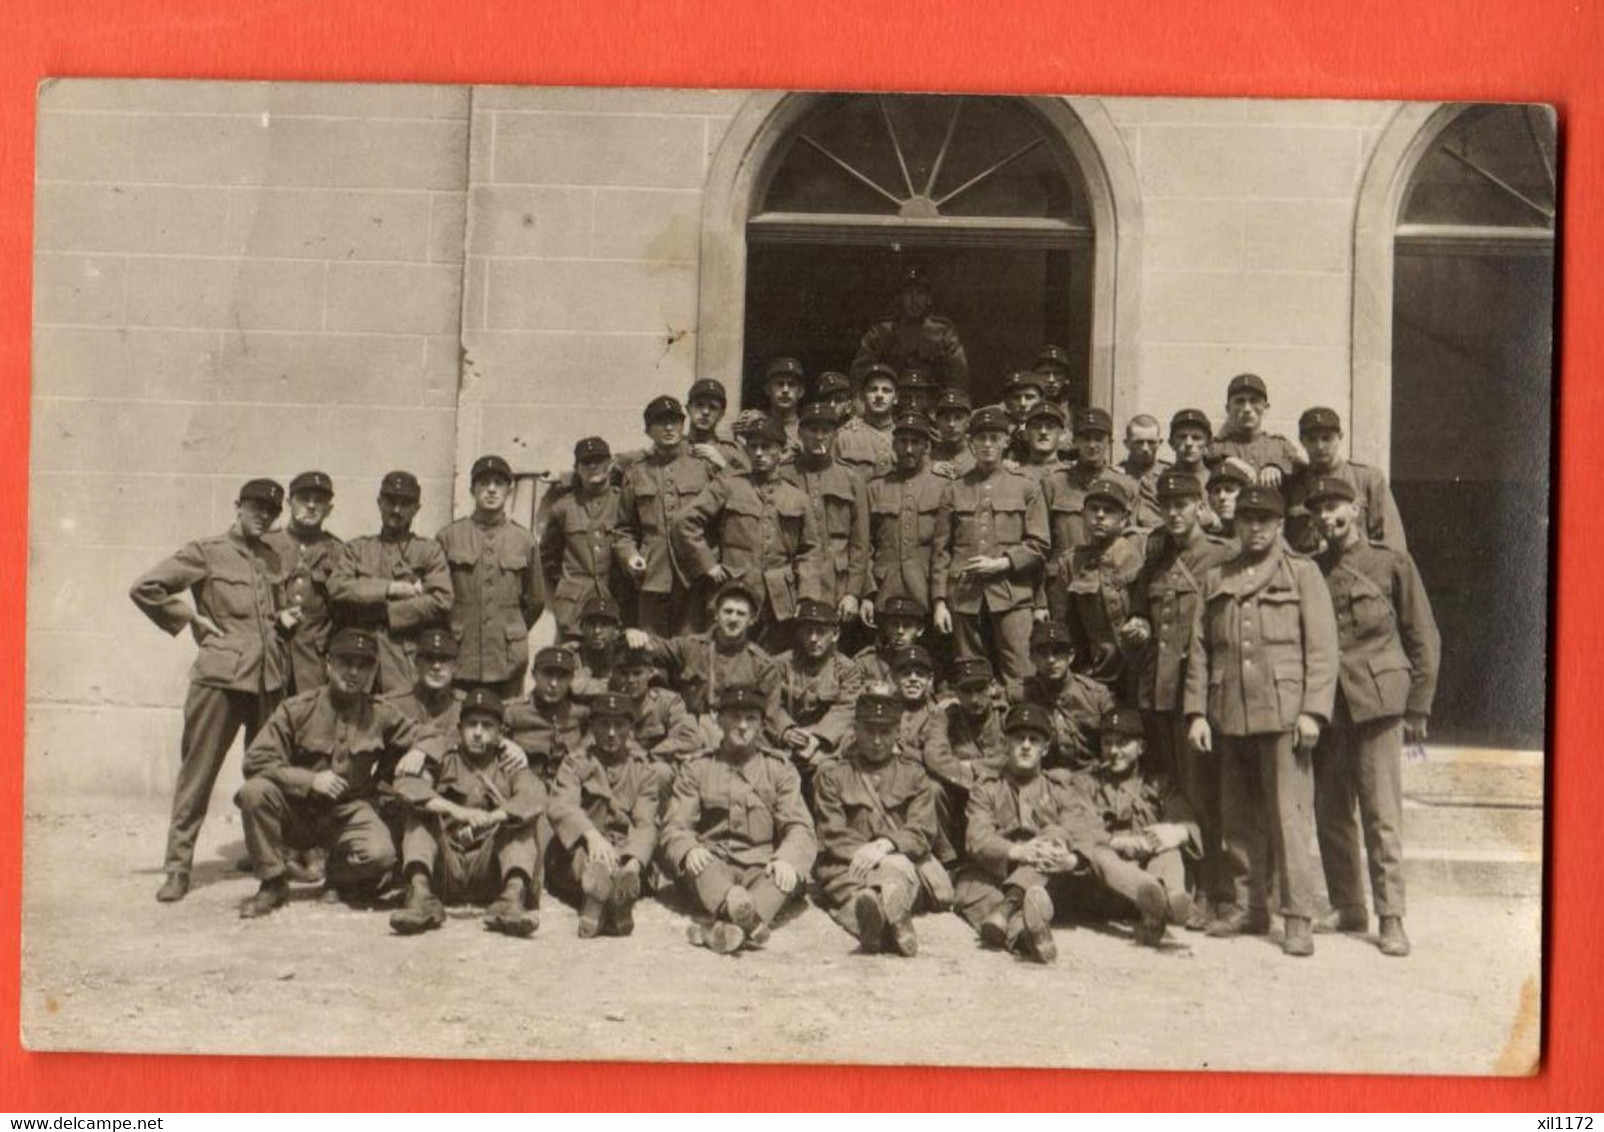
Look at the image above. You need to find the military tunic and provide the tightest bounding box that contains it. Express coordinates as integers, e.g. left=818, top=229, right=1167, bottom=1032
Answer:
left=1040, top=462, right=1139, bottom=560
left=1284, top=459, right=1409, bottom=556
left=327, top=532, right=453, bottom=694
left=850, top=314, right=969, bottom=391
left=437, top=514, right=545, bottom=696
left=775, top=650, right=865, bottom=754
left=834, top=416, right=895, bottom=480
left=865, top=464, right=949, bottom=612
left=1209, top=430, right=1305, bottom=478
left=539, top=485, right=627, bottom=641
left=381, top=685, right=465, bottom=743
left=547, top=740, right=661, bottom=894
left=812, top=754, right=940, bottom=924
left=637, top=631, right=796, bottom=740
left=1071, top=766, right=1201, bottom=918
left=615, top=446, right=720, bottom=636
left=781, top=456, right=870, bottom=607
left=263, top=524, right=343, bottom=694
left=1018, top=671, right=1116, bottom=773
left=1050, top=535, right=1145, bottom=688
left=629, top=686, right=705, bottom=767
left=1117, top=457, right=1170, bottom=530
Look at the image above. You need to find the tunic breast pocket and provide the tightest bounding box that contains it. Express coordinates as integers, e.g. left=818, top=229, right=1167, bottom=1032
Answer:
left=720, top=498, right=763, bottom=554
left=207, top=566, right=261, bottom=620
left=1350, top=589, right=1397, bottom=639
left=990, top=506, right=1027, bottom=542
left=1258, top=590, right=1303, bottom=644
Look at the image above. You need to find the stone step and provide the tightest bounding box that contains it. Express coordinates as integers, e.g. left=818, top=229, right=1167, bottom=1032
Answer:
left=1401, top=746, right=1544, bottom=805
left=1402, top=798, right=1543, bottom=855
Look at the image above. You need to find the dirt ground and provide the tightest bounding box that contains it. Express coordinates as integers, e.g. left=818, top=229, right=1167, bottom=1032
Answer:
left=20, top=798, right=1542, bottom=1075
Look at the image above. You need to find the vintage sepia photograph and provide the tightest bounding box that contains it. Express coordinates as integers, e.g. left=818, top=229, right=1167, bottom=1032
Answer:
left=22, top=80, right=1552, bottom=1074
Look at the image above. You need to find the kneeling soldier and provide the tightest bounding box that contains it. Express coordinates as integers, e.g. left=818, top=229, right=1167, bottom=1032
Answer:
left=954, top=704, right=1109, bottom=964
left=547, top=692, right=661, bottom=938
left=389, top=689, right=544, bottom=937
left=814, top=693, right=941, bottom=956
left=660, top=685, right=818, bottom=955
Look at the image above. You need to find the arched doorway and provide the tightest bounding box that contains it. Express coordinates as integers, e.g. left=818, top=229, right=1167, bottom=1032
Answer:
left=1355, top=104, right=1556, bottom=749
left=697, top=93, right=1141, bottom=415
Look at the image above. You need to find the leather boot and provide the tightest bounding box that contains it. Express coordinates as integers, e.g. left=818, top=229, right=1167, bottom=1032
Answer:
left=1378, top=916, right=1411, bottom=957
left=578, top=856, right=611, bottom=939
left=853, top=890, right=886, bottom=955
left=1315, top=907, right=1369, bottom=934
left=1020, top=885, right=1057, bottom=964
left=1282, top=915, right=1315, bottom=957
left=607, top=864, right=642, bottom=937
left=977, top=909, right=1010, bottom=949
left=156, top=871, right=189, bottom=903
left=724, top=884, right=770, bottom=948
left=1206, top=906, right=1272, bottom=937
left=484, top=876, right=537, bottom=937
left=239, top=878, right=289, bottom=920
left=388, top=874, right=445, bottom=935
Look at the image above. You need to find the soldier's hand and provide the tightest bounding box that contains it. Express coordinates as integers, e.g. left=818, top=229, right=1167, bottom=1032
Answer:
left=1224, top=457, right=1257, bottom=484
left=585, top=831, right=620, bottom=870
left=1187, top=716, right=1212, bottom=754
left=1404, top=713, right=1430, bottom=746
left=464, top=807, right=501, bottom=832
left=625, top=554, right=648, bottom=578
left=189, top=613, right=224, bottom=643
left=691, top=443, right=727, bottom=470
left=1258, top=465, right=1284, bottom=488
left=396, top=749, right=429, bottom=778
left=1117, top=617, right=1151, bottom=649
left=497, top=740, right=530, bottom=774
left=1295, top=713, right=1322, bottom=755
left=765, top=858, right=800, bottom=895
left=1109, top=832, right=1147, bottom=859
left=782, top=726, right=812, bottom=751
left=859, top=599, right=876, bottom=628
left=683, top=846, right=713, bottom=877
left=965, top=555, right=1009, bottom=579
left=1143, top=823, right=1188, bottom=854
left=277, top=607, right=304, bottom=631
left=386, top=579, right=422, bottom=599
left=705, top=564, right=732, bottom=586
left=847, top=839, right=892, bottom=883
left=932, top=600, right=953, bottom=635
left=311, top=770, right=347, bottom=799
left=837, top=594, right=859, bottom=623
left=1032, top=607, right=1049, bottom=623
left=622, top=628, right=652, bottom=650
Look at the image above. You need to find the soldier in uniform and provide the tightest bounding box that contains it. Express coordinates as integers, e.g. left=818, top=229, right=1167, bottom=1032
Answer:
left=812, top=693, right=942, bottom=956
left=929, top=388, right=976, bottom=479
left=1047, top=476, right=1145, bottom=690
left=850, top=267, right=969, bottom=393
left=327, top=471, right=453, bottom=696
left=1205, top=462, right=1251, bottom=541
left=862, top=410, right=947, bottom=634
left=546, top=691, right=662, bottom=938
left=1012, top=402, right=1067, bottom=482
left=1041, top=408, right=1138, bottom=561
left=381, top=627, right=466, bottom=738
left=888, top=645, right=969, bottom=895
left=996, top=369, right=1045, bottom=441
left=945, top=656, right=1006, bottom=775
left=932, top=407, right=1049, bottom=698
left=1019, top=621, right=1116, bottom=773
left=438, top=454, right=546, bottom=701
left=388, top=688, right=544, bottom=938
left=1284, top=407, right=1409, bottom=556
left=607, top=644, right=704, bottom=773
left=1184, top=485, right=1339, bottom=957
left=685, top=377, right=750, bottom=474
left=1034, top=344, right=1077, bottom=423
left=836, top=363, right=899, bottom=481
left=1210, top=373, right=1307, bottom=488
left=131, top=477, right=294, bottom=903
left=504, top=646, right=591, bottom=786
left=1168, top=408, right=1214, bottom=495
left=570, top=594, right=624, bottom=703
left=814, top=370, right=856, bottom=424
left=761, top=356, right=807, bottom=454
left=853, top=595, right=928, bottom=689
left=1307, top=476, right=1440, bottom=957
left=674, top=414, right=826, bottom=651
left=264, top=470, right=342, bottom=695
left=540, top=437, right=626, bottom=642
left=234, top=628, right=445, bottom=918
left=1119, top=470, right=1236, bottom=926
left=953, top=703, right=1110, bottom=965
left=661, top=685, right=818, bottom=955
left=615, top=395, right=721, bottom=638
left=1118, top=415, right=1170, bottom=531
left=773, top=599, right=867, bottom=781
left=782, top=401, right=870, bottom=621
left=896, top=362, right=941, bottom=420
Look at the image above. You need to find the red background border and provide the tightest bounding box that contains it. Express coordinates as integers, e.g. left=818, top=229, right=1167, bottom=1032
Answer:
left=0, top=0, right=1596, bottom=1111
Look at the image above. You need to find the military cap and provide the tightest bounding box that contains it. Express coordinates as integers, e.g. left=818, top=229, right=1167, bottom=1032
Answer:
left=687, top=378, right=728, bottom=406
left=898, top=365, right=938, bottom=391
left=238, top=478, right=285, bottom=512
left=643, top=394, right=686, bottom=424
left=1073, top=407, right=1113, bottom=436
left=860, top=362, right=900, bottom=388
left=1169, top=408, right=1213, bottom=436
left=1035, top=344, right=1072, bottom=371
left=415, top=628, right=459, bottom=659
left=815, top=371, right=853, bottom=398
left=854, top=693, right=903, bottom=726
left=460, top=687, right=504, bottom=724
left=1207, top=462, right=1253, bottom=489
left=1030, top=620, right=1074, bottom=650
left=288, top=471, right=334, bottom=498
left=1156, top=470, right=1204, bottom=501
left=578, top=594, right=622, bottom=624
left=1004, top=703, right=1055, bottom=738
left=531, top=646, right=577, bottom=673
left=574, top=436, right=611, bottom=463
left=1299, top=406, right=1344, bottom=435
left=889, top=644, right=934, bottom=673
left=1227, top=373, right=1269, bottom=400
left=712, top=577, right=762, bottom=611
left=878, top=596, right=927, bottom=623
left=765, top=357, right=805, bottom=382
left=740, top=413, right=787, bottom=448
left=616, top=644, right=656, bottom=668
left=1003, top=369, right=1044, bottom=396
left=969, top=406, right=1013, bottom=437
left=1026, top=402, right=1066, bottom=426
left=799, top=401, right=841, bottom=430
left=1102, top=706, right=1145, bottom=737
left=951, top=657, right=994, bottom=688
left=471, top=454, right=514, bottom=485
left=589, top=691, right=637, bottom=722
left=716, top=684, right=768, bottom=713
left=1085, top=476, right=1132, bottom=512
left=891, top=410, right=936, bottom=438
left=1235, top=484, right=1286, bottom=517
left=379, top=470, right=421, bottom=500
left=794, top=598, right=837, bottom=625
left=934, top=389, right=972, bottom=413
left=1303, top=475, right=1357, bottom=506
left=898, top=266, right=933, bottom=291
left=327, top=627, right=379, bottom=660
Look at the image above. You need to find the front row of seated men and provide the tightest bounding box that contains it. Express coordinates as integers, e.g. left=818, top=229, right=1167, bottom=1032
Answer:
left=232, top=624, right=1200, bottom=965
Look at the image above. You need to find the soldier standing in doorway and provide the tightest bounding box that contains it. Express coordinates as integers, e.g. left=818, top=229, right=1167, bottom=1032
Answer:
left=850, top=267, right=969, bottom=394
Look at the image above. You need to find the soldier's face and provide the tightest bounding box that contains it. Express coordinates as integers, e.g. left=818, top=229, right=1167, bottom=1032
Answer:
left=766, top=376, right=803, bottom=412
left=1227, top=393, right=1267, bottom=433
left=1085, top=500, right=1125, bottom=542
left=714, top=597, right=756, bottom=640
left=1100, top=733, right=1143, bottom=777
left=1005, top=730, right=1049, bottom=774
left=472, top=473, right=512, bottom=513
left=1124, top=425, right=1162, bottom=469
left=1208, top=483, right=1241, bottom=521
left=901, top=387, right=936, bottom=417
left=894, top=667, right=932, bottom=702
left=1037, top=369, right=1066, bottom=403
left=892, top=431, right=930, bottom=472
left=235, top=499, right=279, bottom=540
left=611, top=664, right=653, bottom=698
left=799, top=423, right=836, bottom=457
left=590, top=715, right=632, bottom=754
left=326, top=653, right=376, bottom=696
left=460, top=714, right=503, bottom=756
left=935, top=409, right=969, bottom=444
left=646, top=415, right=685, bottom=449
left=1161, top=496, right=1202, bottom=537
left=855, top=721, right=900, bottom=765
left=745, top=439, right=783, bottom=476
left=797, top=621, right=837, bottom=660
left=1303, top=428, right=1342, bottom=469
left=955, top=681, right=993, bottom=715
left=719, top=707, right=764, bottom=749
left=378, top=493, right=420, bottom=535
left=1031, top=645, right=1073, bottom=681
left=417, top=654, right=456, bottom=692
left=289, top=489, right=333, bottom=530
left=688, top=397, right=724, bottom=433
left=532, top=666, right=574, bottom=705
left=1075, top=429, right=1110, bottom=468
left=1236, top=511, right=1282, bottom=555
left=897, top=285, right=932, bottom=319
left=580, top=617, right=620, bottom=653
left=1027, top=419, right=1061, bottom=456
left=1005, top=388, right=1042, bottom=418
left=969, top=428, right=1008, bottom=470
left=576, top=455, right=611, bottom=490
left=883, top=618, right=922, bottom=649
left=863, top=379, right=897, bottom=416
left=1170, top=426, right=1210, bottom=465
left=1314, top=497, right=1360, bottom=543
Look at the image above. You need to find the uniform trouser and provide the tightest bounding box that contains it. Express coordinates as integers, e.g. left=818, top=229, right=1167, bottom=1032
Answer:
left=166, top=683, right=281, bottom=874
left=677, top=856, right=795, bottom=925
left=930, top=780, right=966, bottom=864
left=823, top=854, right=920, bottom=937
left=374, top=634, right=418, bottom=696
left=545, top=836, right=646, bottom=903
left=455, top=673, right=526, bottom=702
left=1148, top=711, right=1226, bottom=904
left=286, top=629, right=330, bottom=696
left=1314, top=714, right=1406, bottom=917
left=1218, top=731, right=1318, bottom=919
left=235, top=778, right=396, bottom=891
left=638, top=583, right=705, bottom=639
left=1083, top=844, right=1188, bottom=914
left=953, top=604, right=1034, bottom=698
left=401, top=813, right=538, bottom=905
left=953, top=863, right=1073, bottom=930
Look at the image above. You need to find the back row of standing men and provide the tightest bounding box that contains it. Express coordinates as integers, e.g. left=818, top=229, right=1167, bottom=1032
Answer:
left=130, top=354, right=1439, bottom=962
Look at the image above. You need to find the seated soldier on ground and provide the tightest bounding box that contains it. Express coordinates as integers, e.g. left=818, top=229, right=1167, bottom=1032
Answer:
left=1069, top=707, right=1200, bottom=947
left=937, top=656, right=1007, bottom=857
left=774, top=598, right=867, bottom=792
left=607, top=643, right=703, bottom=775
left=659, top=685, right=818, bottom=955
left=503, top=646, right=591, bottom=786
left=953, top=703, right=1110, bottom=965
left=546, top=692, right=661, bottom=938
left=813, top=693, right=942, bottom=957
left=570, top=595, right=625, bottom=702
left=1018, top=621, right=1115, bottom=772
left=389, top=689, right=544, bottom=938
